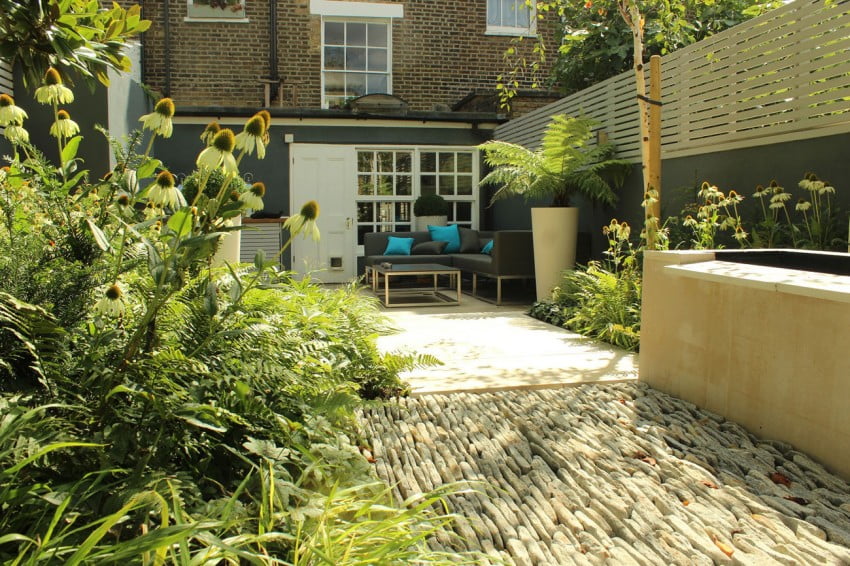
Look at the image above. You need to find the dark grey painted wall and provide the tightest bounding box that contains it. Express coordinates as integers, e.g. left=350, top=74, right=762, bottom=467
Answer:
left=492, top=132, right=850, bottom=259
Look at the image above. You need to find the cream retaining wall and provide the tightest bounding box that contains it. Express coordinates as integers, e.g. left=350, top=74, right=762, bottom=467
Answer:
left=640, top=250, right=850, bottom=479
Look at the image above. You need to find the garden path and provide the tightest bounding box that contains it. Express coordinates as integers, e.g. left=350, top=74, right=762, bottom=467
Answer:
left=364, top=299, right=850, bottom=564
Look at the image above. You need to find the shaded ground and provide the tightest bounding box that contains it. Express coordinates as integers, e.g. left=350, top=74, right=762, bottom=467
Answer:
left=360, top=383, right=850, bottom=565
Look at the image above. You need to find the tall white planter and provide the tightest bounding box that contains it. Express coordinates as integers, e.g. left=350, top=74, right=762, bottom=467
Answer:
left=213, top=216, right=242, bottom=266
left=531, top=207, right=579, bottom=301
left=414, top=215, right=447, bottom=231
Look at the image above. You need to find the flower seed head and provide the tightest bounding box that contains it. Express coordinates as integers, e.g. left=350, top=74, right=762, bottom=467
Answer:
left=0, top=94, right=13, bottom=107
left=156, top=170, right=175, bottom=188
left=203, top=121, right=220, bottom=135
left=213, top=129, right=236, bottom=152
left=250, top=181, right=266, bottom=197
left=57, top=109, right=70, bottom=120
left=117, top=194, right=130, bottom=207
left=769, top=179, right=779, bottom=188
left=105, top=284, right=123, bottom=300
left=257, top=110, right=271, bottom=129
left=300, top=200, right=320, bottom=220
left=245, top=115, right=266, bottom=137
left=44, top=68, right=62, bottom=86
left=154, top=97, right=175, bottom=118
left=728, top=190, right=738, bottom=198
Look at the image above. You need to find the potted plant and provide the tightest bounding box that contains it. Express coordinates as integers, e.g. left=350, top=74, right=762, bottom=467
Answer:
left=479, top=115, right=630, bottom=300
left=413, top=193, right=449, bottom=231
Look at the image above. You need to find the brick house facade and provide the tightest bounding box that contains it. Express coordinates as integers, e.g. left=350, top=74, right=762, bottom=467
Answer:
left=128, top=0, right=559, bottom=113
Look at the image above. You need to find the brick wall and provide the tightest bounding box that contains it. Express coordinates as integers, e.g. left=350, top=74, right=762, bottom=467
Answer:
left=131, top=0, right=557, bottom=112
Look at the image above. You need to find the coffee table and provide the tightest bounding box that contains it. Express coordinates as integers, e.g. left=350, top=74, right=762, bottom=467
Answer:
left=369, top=263, right=461, bottom=307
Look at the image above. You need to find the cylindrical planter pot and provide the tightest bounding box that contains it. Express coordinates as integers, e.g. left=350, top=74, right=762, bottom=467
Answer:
left=531, top=207, right=579, bottom=301
left=213, top=215, right=242, bottom=266
left=415, top=215, right=447, bottom=231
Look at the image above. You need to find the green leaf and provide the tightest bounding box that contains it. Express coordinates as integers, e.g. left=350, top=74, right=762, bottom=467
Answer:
left=254, top=249, right=266, bottom=270
left=167, top=210, right=193, bottom=238
left=136, top=158, right=161, bottom=179
left=61, top=135, right=83, bottom=162
left=86, top=218, right=111, bottom=251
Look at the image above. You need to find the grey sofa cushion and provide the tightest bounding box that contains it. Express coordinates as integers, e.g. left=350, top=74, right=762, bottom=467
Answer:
left=452, top=253, right=495, bottom=275
left=458, top=227, right=481, bottom=253
left=412, top=240, right=448, bottom=255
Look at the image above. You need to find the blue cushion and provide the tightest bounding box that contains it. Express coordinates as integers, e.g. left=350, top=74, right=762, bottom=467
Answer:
left=384, top=236, right=415, bottom=255
left=481, top=239, right=494, bottom=254
left=428, top=224, right=460, bottom=253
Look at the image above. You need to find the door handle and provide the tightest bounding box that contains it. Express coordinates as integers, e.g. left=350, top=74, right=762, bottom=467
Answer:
left=346, top=217, right=353, bottom=229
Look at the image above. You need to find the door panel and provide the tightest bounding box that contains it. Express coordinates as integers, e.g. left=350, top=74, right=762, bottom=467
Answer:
left=290, top=144, right=357, bottom=283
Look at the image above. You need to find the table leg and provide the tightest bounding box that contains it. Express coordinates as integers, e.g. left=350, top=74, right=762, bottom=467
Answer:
left=456, top=271, right=461, bottom=303
left=384, top=271, right=390, bottom=307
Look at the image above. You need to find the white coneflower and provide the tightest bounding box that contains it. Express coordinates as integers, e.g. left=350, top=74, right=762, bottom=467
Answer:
left=49, top=109, right=80, bottom=139
left=0, top=94, right=27, bottom=126
left=284, top=200, right=321, bottom=241
left=200, top=120, right=220, bottom=145
left=196, top=129, right=238, bottom=175
left=753, top=184, right=767, bottom=198
left=795, top=199, right=811, bottom=212
left=147, top=170, right=186, bottom=209
left=35, top=68, right=74, bottom=105
left=241, top=182, right=265, bottom=210
left=682, top=215, right=697, bottom=228
left=123, top=169, right=139, bottom=195
left=769, top=189, right=791, bottom=209
left=93, top=284, right=125, bottom=318
left=139, top=97, right=175, bottom=138
left=4, top=124, right=29, bottom=144
left=234, top=113, right=267, bottom=159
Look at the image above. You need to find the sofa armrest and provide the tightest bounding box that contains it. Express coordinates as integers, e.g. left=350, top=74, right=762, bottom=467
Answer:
left=491, top=230, right=534, bottom=276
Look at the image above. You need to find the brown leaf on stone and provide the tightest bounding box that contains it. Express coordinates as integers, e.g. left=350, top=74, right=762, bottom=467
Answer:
left=769, top=472, right=792, bottom=487
left=700, top=480, right=719, bottom=489
left=681, top=499, right=690, bottom=506
left=643, top=456, right=657, bottom=466
left=784, top=495, right=808, bottom=506
left=710, top=533, right=735, bottom=558
left=632, top=451, right=657, bottom=466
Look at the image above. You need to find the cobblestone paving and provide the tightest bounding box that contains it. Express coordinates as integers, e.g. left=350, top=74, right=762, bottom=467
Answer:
left=360, top=383, right=850, bottom=565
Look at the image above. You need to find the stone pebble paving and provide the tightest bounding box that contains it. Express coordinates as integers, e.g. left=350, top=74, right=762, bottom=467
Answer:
left=360, top=382, right=850, bottom=565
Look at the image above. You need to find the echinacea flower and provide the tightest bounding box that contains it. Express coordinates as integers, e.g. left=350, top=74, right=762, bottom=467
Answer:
left=35, top=68, right=74, bottom=105
left=241, top=182, right=265, bottom=210
left=49, top=109, right=79, bottom=139
left=4, top=124, right=29, bottom=144
left=93, top=284, right=125, bottom=318
left=147, top=170, right=186, bottom=209
left=196, top=129, right=238, bottom=175
left=139, top=97, right=175, bottom=137
left=0, top=94, right=27, bottom=126
left=200, top=121, right=220, bottom=145
left=284, top=200, right=320, bottom=241
left=234, top=114, right=267, bottom=159
left=795, top=199, right=811, bottom=212
left=753, top=184, right=767, bottom=198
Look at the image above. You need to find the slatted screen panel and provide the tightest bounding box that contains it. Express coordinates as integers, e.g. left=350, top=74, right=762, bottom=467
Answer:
left=0, top=60, right=12, bottom=134
left=495, top=0, right=850, bottom=161
left=240, top=223, right=283, bottom=264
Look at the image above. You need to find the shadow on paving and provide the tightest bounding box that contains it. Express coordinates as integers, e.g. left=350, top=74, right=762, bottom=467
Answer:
left=360, top=382, right=850, bottom=565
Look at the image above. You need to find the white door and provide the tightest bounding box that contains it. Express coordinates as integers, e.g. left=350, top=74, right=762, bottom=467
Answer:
left=289, top=144, right=357, bottom=283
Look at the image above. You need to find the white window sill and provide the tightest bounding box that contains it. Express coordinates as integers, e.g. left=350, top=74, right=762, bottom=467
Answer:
left=485, top=26, right=537, bottom=38
left=184, top=17, right=250, bottom=23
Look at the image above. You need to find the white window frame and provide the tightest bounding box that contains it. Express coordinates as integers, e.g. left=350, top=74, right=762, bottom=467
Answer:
left=185, top=0, right=248, bottom=23
left=320, top=17, right=393, bottom=109
left=310, top=0, right=403, bottom=18
left=486, top=0, right=537, bottom=37
left=354, top=146, right=481, bottom=256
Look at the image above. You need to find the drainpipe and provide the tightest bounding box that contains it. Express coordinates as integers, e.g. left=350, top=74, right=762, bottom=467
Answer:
left=163, top=0, right=171, bottom=96
left=269, top=0, right=279, bottom=104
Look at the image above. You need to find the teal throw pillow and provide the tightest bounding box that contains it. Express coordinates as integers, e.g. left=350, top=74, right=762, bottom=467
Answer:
left=428, top=224, right=460, bottom=253
left=384, top=236, right=415, bottom=255
left=481, top=239, right=494, bottom=254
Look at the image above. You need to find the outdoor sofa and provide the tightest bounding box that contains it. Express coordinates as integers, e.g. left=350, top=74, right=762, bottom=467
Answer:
left=363, top=228, right=535, bottom=305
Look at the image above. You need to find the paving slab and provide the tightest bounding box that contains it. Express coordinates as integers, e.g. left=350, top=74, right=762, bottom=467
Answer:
left=375, top=296, right=638, bottom=394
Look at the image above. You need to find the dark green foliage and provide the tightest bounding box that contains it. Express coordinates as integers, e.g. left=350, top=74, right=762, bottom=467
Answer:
left=413, top=193, right=449, bottom=216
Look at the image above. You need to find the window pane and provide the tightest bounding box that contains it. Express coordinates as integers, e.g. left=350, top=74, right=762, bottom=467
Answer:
left=367, top=74, right=388, bottom=93
left=325, top=22, right=344, bottom=44
left=368, top=23, right=387, bottom=47
left=397, top=175, right=412, bottom=195
left=487, top=0, right=500, bottom=25
left=378, top=224, right=393, bottom=232
left=347, top=73, right=366, bottom=97
left=395, top=202, right=410, bottom=222
left=457, top=152, right=473, bottom=172
left=347, top=22, right=367, bottom=46
left=378, top=202, right=393, bottom=222
left=368, top=48, right=387, bottom=72
left=420, top=152, right=436, bottom=172
left=346, top=47, right=367, bottom=71
left=377, top=152, right=393, bottom=172
left=326, top=96, right=346, bottom=109
left=517, top=3, right=530, bottom=27
left=457, top=175, right=473, bottom=195
left=358, top=174, right=373, bottom=195
left=357, top=226, right=371, bottom=245
left=456, top=202, right=472, bottom=222
left=501, top=0, right=516, bottom=27
left=377, top=175, right=393, bottom=195
left=396, top=224, right=411, bottom=232
left=325, top=72, right=345, bottom=96
left=324, top=46, right=344, bottom=70
left=396, top=152, right=412, bottom=172
left=439, top=152, right=455, bottom=173
left=358, top=151, right=374, bottom=172
left=438, top=175, right=455, bottom=195
left=420, top=175, right=436, bottom=195
left=358, top=202, right=374, bottom=222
